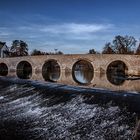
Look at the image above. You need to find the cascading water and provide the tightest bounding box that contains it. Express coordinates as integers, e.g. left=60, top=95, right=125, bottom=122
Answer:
left=0, top=80, right=137, bottom=140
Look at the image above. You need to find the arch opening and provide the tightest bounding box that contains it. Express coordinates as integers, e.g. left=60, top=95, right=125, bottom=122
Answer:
left=0, top=63, right=8, bottom=76
left=106, top=60, right=128, bottom=85
left=72, top=60, right=94, bottom=85
left=16, top=61, right=32, bottom=79
left=42, top=60, right=61, bottom=82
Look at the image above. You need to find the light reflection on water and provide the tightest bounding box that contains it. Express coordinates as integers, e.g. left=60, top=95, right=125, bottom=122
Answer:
left=49, top=69, right=94, bottom=84
left=72, top=60, right=94, bottom=85
left=47, top=68, right=140, bottom=92
left=49, top=72, right=60, bottom=82
left=74, top=70, right=93, bottom=84
left=106, top=60, right=128, bottom=86
left=42, top=60, right=60, bottom=82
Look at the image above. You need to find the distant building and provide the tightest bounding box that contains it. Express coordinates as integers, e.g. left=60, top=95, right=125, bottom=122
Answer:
left=0, top=42, right=9, bottom=58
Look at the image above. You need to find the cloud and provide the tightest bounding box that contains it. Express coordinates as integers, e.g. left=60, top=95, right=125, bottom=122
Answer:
left=39, top=23, right=113, bottom=34
left=13, top=23, right=114, bottom=42
left=0, top=27, right=12, bottom=35
left=33, top=41, right=92, bottom=54
left=0, top=32, right=11, bottom=36
left=2, top=13, right=140, bottom=54
left=32, top=23, right=114, bottom=41
left=0, top=22, right=115, bottom=53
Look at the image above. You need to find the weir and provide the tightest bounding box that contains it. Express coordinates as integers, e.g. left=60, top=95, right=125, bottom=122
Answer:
left=0, top=76, right=140, bottom=112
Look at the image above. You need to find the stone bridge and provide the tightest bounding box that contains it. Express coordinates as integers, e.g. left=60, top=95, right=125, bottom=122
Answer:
left=0, top=54, right=140, bottom=91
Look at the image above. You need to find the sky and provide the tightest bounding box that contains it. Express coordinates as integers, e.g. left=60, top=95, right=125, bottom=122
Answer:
left=0, top=0, right=140, bottom=54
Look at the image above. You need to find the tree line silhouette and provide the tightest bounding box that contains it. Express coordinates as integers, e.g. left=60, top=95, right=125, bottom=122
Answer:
left=89, top=35, right=140, bottom=55
left=2, top=40, right=63, bottom=57
left=2, top=35, right=140, bottom=57
left=30, top=49, right=63, bottom=56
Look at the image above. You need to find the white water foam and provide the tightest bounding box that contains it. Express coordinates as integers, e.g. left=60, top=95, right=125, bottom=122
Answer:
left=0, top=96, right=4, bottom=100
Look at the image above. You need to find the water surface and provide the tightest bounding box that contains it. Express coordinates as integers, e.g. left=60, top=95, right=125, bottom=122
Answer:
left=0, top=81, right=137, bottom=140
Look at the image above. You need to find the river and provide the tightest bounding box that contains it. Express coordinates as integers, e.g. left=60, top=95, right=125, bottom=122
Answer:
left=0, top=80, right=137, bottom=140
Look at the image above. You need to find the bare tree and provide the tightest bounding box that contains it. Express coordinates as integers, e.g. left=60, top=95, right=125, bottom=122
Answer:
left=112, top=35, right=136, bottom=54
left=102, top=43, right=115, bottom=54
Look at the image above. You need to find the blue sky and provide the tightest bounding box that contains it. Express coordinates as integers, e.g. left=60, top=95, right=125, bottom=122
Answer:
left=0, top=0, right=140, bottom=53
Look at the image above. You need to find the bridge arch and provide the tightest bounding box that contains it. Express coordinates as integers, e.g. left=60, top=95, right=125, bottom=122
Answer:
left=16, top=61, right=32, bottom=79
left=0, top=63, right=8, bottom=76
left=0, top=59, right=11, bottom=76
left=105, top=56, right=131, bottom=73
left=42, top=59, right=61, bottom=82
left=106, top=60, right=128, bottom=85
left=72, top=59, right=94, bottom=85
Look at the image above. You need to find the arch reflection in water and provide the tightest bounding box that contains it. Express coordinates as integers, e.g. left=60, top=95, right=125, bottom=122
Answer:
left=16, top=61, right=32, bottom=79
left=72, top=60, right=94, bottom=85
left=107, top=60, right=128, bottom=85
left=0, top=63, right=8, bottom=76
left=42, top=60, right=61, bottom=82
